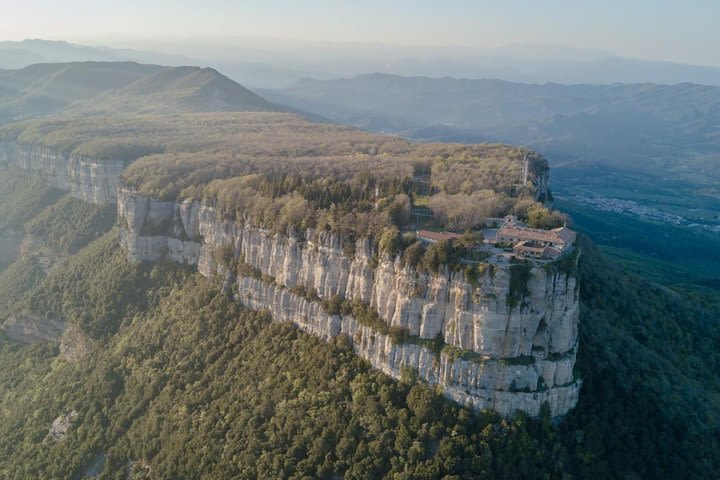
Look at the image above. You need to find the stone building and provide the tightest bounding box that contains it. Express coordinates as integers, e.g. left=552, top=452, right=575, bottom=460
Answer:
left=496, top=216, right=575, bottom=259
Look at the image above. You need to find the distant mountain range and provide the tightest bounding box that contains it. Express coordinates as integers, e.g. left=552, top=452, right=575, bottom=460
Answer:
left=0, top=61, right=279, bottom=122
left=0, top=39, right=188, bottom=70
left=0, top=39, right=314, bottom=89
left=5, top=39, right=720, bottom=88
left=263, top=73, right=720, bottom=180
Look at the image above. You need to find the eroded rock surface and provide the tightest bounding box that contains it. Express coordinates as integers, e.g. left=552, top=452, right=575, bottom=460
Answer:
left=1, top=313, right=65, bottom=343
left=0, top=142, right=124, bottom=205
left=59, top=323, right=94, bottom=362
left=43, top=410, right=78, bottom=443
left=118, top=189, right=581, bottom=417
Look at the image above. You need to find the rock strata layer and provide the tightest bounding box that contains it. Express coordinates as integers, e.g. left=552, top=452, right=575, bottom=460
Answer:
left=118, top=188, right=581, bottom=417
left=0, top=142, right=124, bottom=205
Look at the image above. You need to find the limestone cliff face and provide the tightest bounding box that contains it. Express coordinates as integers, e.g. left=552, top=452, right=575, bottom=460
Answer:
left=118, top=188, right=581, bottom=417
left=0, top=142, right=123, bottom=205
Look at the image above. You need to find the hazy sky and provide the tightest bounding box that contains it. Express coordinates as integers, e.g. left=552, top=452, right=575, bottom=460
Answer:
left=3, top=0, right=720, bottom=66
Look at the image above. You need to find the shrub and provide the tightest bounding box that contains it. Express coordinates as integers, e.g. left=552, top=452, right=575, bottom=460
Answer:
left=378, top=226, right=402, bottom=257
left=402, top=241, right=426, bottom=269
left=421, top=240, right=453, bottom=273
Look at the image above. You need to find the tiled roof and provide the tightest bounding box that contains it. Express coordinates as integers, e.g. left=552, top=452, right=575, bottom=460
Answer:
left=514, top=240, right=547, bottom=253
left=551, top=226, right=576, bottom=244
left=514, top=241, right=562, bottom=259
left=497, top=225, right=566, bottom=244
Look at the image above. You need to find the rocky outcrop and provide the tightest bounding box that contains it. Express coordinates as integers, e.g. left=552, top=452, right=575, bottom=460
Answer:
left=1, top=313, right=65, bottom=343
left=236, top=275, right=579, bottom=417
left=43, top=410, right=78, bottom=444
left=118, top=188, right=581, bottom=418
left=59, top=323, right=94, bottom=362
left=0, top=142, right=124, bottom=204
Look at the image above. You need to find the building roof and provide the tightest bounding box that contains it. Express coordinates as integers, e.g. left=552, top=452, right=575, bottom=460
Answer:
left=416, top=230, right=463, bottom=243
left=497, top=225, right=568, bottom=245
left=514, top=241, right=562, bottom=259
left=514, top=240, right=547, bottom=253
left=551, top=226, right=576, bottom=244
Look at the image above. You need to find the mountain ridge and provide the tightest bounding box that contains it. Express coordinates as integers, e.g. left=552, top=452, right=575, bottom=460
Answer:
left=262, top=73, right=720, bottom=176
left=0, top=61, right=281, bottom=122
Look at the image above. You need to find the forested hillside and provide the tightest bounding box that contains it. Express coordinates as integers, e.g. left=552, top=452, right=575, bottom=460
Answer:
left=0, top=61, right=279, bottom=123
left=264, top=74, right=720, bottom=178
left=0, top=166, right=718, bottom=478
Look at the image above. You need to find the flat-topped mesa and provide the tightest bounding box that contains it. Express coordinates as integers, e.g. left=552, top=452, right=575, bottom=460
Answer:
left=118, top=188, right=581, bottom=418
left=0, top=142, right=123, bottom=204
left=0, top=111, right=551, bottom=208
left=1, top=108, right=570, bottom=415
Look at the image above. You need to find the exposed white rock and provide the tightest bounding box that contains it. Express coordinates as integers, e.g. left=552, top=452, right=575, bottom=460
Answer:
left=236, top=275, right=579, bottom=417
left=1, top=313, right=65, bottom=344
left=0, top=142, right=124, bottom=205
left=59, top=323, right=94, bottom=362
left=43, top=410, right=78, bottom=443
left=118, top=189, right=581, bottom=418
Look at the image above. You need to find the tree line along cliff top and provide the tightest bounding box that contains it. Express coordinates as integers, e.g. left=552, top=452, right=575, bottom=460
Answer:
left=0, top=111, right=554, bottom=237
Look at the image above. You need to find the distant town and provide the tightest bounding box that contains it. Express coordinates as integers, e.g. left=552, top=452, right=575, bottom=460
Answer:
left=572, top=194, right=720, bottom=233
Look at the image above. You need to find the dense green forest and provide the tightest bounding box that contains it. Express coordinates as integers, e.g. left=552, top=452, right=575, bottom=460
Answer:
left=0, top=168, right=718, bottom=478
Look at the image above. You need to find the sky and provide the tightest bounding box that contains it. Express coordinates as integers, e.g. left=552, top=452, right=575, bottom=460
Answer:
left=2, top=0, right=720, bottom=66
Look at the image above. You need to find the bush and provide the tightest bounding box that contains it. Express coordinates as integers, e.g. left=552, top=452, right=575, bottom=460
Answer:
left=421, top=240, right=454, bottom=273
left=507, top=263, right=532, bottom=308
left=378, top=226, right=402, bottom=257
left=402, top=241, right=426, bottom=269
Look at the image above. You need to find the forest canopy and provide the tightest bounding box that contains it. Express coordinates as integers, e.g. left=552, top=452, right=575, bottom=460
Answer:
left=1, top=112, right=551, bottom=237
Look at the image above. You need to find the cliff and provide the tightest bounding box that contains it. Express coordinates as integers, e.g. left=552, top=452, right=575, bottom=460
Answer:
left=118, top=189, right=581, bottom=418
left=0, top=135, right=576, bottom=417
left=0, top=142, right=123, bottom=205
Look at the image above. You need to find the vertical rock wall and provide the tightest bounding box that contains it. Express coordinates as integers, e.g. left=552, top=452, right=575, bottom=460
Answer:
left=118, top=188, right=581, bottom=418
left=0, top=142, right=124, bottom=205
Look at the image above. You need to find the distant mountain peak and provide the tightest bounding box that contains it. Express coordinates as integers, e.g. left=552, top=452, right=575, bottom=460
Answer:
left=75, top=64, right=280, bottom=115
left=0, top=61, right=280, bottom=122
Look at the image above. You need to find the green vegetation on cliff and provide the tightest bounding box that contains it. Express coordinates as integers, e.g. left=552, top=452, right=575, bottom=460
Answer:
left=0, top=167, right=64, bottom=230
left=1, top=111, right=550, bottom=239
left=0, top=173, right=718, bottom=478
left=23, top=231, right=189, bottom=340
left=26, top=195, right=116, bottom=255
left=0, top=273, right=570, bottom=480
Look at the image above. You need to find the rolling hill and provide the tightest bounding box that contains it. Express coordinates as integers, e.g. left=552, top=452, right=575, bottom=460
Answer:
left=62, top=66, right=280, bottom=116
left=0, top=62, right=165, bottom=121
left=0, top=61, right=280, bottom=123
